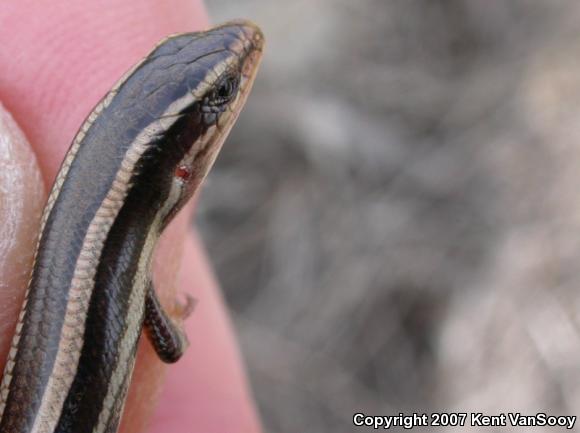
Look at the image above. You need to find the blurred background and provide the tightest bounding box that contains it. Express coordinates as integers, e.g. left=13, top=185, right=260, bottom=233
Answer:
left=199, top=1, right=580, bottom=431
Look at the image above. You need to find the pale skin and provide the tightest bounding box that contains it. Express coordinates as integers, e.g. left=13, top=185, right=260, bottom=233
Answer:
left=0, top=1, right=262, bottom=432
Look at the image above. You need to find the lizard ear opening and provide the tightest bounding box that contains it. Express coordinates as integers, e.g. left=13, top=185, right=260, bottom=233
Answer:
left=174, top=165, right=192, bottom=181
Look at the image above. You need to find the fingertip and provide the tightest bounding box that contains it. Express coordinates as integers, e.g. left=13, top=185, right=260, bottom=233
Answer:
left=149, top=231, right=263, bottom=433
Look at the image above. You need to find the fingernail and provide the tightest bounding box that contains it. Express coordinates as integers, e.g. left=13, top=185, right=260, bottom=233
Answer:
left=0, top=102, right=45, bottom=355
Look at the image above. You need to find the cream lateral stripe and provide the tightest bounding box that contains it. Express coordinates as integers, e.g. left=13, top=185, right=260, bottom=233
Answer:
left=93, top=228, right=156, bottom=433
left=29, top=142, right=147, bottom=433
left=0, top=51, right=156, bottom=418
left=40, top=47, right=150, bottom=231
left=29, top=91, right=198, bottom=433
left=0, top=90, right=116, bottom=418
left=94, top=92, right=208, bottom=432
left=95, top=158, right=186, bottom=433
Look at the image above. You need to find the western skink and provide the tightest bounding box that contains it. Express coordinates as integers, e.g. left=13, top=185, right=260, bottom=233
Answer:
left=0, top=20, right=263, bottom=433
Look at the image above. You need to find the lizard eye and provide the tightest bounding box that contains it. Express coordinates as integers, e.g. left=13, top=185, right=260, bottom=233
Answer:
left=217, top=78, right=236, bottom=99
left=207, top=74, right=239, bottom=107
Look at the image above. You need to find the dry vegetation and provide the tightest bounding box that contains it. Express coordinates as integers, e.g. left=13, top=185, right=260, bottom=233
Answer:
left=200, top=2, right=580, bottom=431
